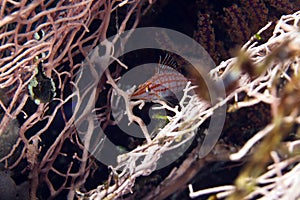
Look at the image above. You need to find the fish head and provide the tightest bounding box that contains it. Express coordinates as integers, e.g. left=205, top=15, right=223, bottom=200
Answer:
left=130, top=81, right=161, bottom=101
left=130, top=54, right=188, bottom=102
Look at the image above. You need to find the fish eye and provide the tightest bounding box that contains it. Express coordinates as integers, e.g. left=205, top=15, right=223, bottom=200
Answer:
left=145, top=86, right=151, bottom=93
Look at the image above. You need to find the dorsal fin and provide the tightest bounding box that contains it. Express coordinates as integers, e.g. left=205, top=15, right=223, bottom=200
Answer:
left=157, top=54, right=179, bottom=74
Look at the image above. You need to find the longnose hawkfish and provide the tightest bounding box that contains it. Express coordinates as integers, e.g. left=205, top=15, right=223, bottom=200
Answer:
left=130, top=54, right=189, bottom=102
